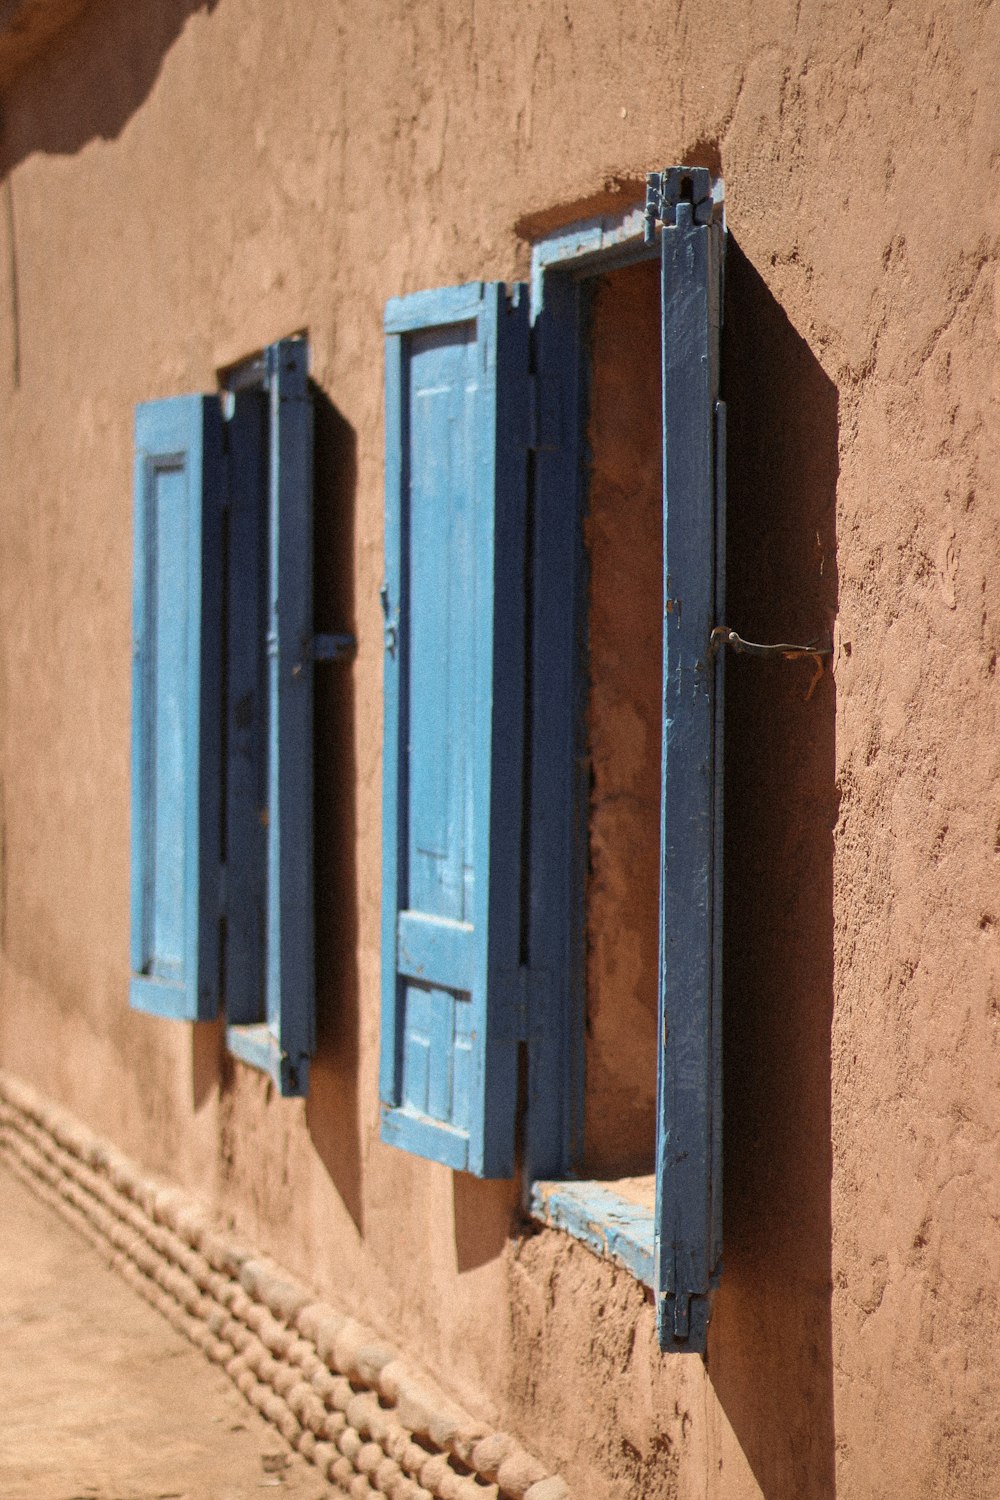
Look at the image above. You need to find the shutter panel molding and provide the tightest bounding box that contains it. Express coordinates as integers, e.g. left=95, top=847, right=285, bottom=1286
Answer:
left=654, top=171, right=727, bottom=1352
left=129, top=395, right=224, bottom=1022
left=380, top=281, right=530, bottom=1178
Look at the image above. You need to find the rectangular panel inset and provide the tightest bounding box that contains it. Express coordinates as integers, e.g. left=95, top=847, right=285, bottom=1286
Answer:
left=399, top=980, right=472, bottom=1132
left=145, top=458, right=188, bottom=980
left=405, top=322, right=478, bottom=927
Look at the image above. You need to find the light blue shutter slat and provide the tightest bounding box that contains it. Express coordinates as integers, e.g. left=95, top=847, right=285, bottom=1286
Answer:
left=381, top=282, right=530, bottom=1177
left=654, top=171, right=726, bottom=1351
left=130, top=396, right=224, bottom=1021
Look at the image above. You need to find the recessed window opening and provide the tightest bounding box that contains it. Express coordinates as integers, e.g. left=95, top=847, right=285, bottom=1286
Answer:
left=380, top=174, right=724, bottom=1339
left=580, top=255, right=662, bottom=1187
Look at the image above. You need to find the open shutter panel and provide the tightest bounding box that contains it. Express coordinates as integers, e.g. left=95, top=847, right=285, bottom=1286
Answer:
left=225, top=338, right=315, bottom=1097
left=223, top=387, right=268, bottom=1028
left=381, top=282, right=530, bottom=1177
left=265, top=338, right=315, bottom=1095
left=130, top=396, right=224, bottom=1021
left=655, top=171, right=726, bottom=1352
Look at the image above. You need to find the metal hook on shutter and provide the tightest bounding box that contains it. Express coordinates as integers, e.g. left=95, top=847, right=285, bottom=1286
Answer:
left=709, top=625, right=832, bottom=701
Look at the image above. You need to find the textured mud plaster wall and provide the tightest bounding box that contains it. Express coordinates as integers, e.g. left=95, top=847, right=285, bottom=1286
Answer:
left=2, top=0, right=1000, bottom=1497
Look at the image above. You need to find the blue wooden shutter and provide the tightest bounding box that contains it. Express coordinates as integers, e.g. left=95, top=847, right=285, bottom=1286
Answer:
left=223, top=387, right=268, bottom=1028
left=381, top=283, right=530, bottom=1177
left=264, top=338, right=315, bottom=1095
left=225, top=338, right=315, bottom=1097
left=654, top=171, right=726, bottom=1351
left=130, top=396, right=224, bottom=1021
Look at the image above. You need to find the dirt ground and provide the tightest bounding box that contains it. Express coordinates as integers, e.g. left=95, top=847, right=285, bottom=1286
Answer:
left=0, top=1162, right=331, bottom=1500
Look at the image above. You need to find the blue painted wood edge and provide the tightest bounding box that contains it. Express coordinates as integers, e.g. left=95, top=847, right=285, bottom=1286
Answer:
left=380, top=1104, right=470, bottom=1173
left=529, top=1180, right=654, bottom=1287
left=378, top=324, right=405, bottom=1111
left=264, top=337, right=315, bottom=1087
left=129, top=411, right=149, bottom=982
left=223, top=387, right=267, bottom=1028
left=711, top=398, right=727, bottom=1277
left=660, top=1294, right=712, bottom=1355
left=226, top=1022, right=309, bottom=1098
left=476, top=278, right=530, bottom=1177
left=655, top=195, right=726, bottom=1354
left=130, top=975, right=204, bottom=1022
left=384, top=282, right=487, bottom=334
left=529, top=206, right=654, bottom=322
left=521, top=269, right=588, bottom=1185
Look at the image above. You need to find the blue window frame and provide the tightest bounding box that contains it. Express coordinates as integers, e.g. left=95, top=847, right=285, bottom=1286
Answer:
left=526, top=173, right=726, bottom=1353
left=379, top=167, right=725, bottom=1353
left=130, top=336, right=324, bottom=1099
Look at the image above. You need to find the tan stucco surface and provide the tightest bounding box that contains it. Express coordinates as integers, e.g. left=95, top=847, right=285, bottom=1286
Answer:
left=1, top=1, right=1000, bottom=1496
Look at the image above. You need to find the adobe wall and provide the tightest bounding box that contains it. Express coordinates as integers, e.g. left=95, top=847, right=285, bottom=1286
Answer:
left=1, top=1, right=999, bottom=1496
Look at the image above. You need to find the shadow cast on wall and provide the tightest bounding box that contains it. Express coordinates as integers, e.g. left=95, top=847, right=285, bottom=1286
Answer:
left=0, top=0, right=219, bottom=172
left=190, top=1016, right=224, bottom=1112
left=707, top=239, right=839, bottom=1500
left=182, top=391, right=363, bottom=1231
left=305, top=387, right=363, bottom=1237
left=453, top=1169, right=523, bottom=1274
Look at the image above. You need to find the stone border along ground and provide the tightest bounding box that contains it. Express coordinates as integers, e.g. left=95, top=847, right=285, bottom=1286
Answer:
left=0, top=1073, right=568, bottom=1500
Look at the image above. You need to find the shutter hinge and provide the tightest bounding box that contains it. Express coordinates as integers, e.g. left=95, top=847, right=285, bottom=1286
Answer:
left=644, top=167, right=721, bottom=242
